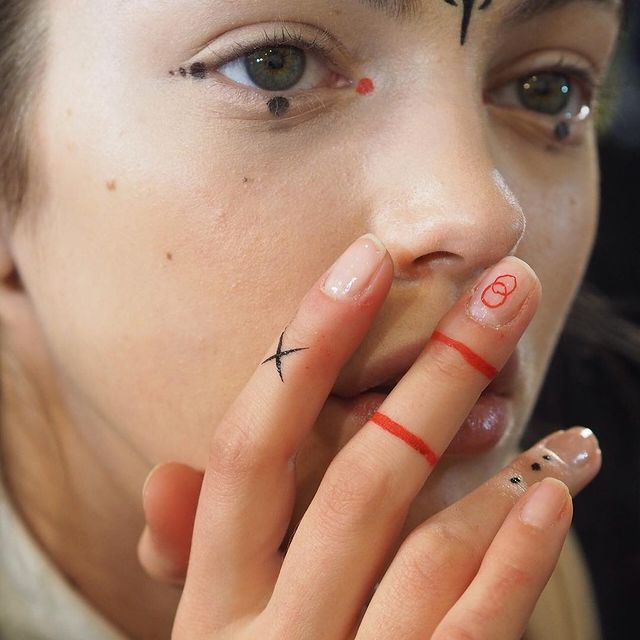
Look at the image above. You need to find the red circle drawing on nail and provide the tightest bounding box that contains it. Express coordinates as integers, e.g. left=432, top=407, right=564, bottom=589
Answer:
left=481, top=274, right=518, bottom=308
left=356, top=77, right=375, bottom=95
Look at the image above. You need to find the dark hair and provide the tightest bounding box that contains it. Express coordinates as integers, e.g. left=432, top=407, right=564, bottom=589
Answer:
left=0, top=0, right=47, bottom=230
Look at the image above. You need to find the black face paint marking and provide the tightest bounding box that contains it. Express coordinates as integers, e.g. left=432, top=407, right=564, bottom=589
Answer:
left=531, top=462, right=542, bottom=471
left=189, top=62, right=207, bottom=79
left=543, top=454, right=552, bottom=461
left=510, top=476, right=522, bottom=484
left=554, top=121, right=571, bottom=141
left=443, top=0, right=493, bottom=45
left=261, top=329, right=309, bottom=382
left=268, top=96, right=290, bottom=117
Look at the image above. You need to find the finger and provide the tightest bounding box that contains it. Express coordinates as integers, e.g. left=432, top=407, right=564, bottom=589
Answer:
left=431, top=477, right=573, bottom=640
left=357, top=426, right=600, bottom=639
left=137, top=462, right=203, bottom=585
left=264, top=256, right=540, bottom=639
left=178, top=234, right=394, bottom=627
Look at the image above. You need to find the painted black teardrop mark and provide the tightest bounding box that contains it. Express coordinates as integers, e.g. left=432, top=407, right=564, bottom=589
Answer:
left=443, top=0, right=493, bottom=45
left=261, top=329, right=309, bottom=382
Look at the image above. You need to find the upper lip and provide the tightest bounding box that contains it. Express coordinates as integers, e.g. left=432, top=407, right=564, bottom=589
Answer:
left=330, top=340, right=519, bottom=400
left=330, top=341, right=427, bottom=399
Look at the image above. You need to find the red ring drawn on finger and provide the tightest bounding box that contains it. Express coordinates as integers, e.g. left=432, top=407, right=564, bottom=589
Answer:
left=370, top=411, right=439, bottom=466
left=431, top=331, right=498, bottom=379
left=481, top=274, right=518, bottom=309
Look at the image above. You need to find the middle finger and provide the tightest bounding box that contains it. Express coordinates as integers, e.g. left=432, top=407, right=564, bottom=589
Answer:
left=264, top=256, right=541, bottom=638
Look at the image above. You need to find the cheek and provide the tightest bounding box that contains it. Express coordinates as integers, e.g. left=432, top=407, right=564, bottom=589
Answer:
left=13, top=75, right=362, bottom=465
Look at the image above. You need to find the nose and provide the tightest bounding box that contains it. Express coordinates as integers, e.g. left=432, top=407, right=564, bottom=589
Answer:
left=365, top=107, right=526, bottom=283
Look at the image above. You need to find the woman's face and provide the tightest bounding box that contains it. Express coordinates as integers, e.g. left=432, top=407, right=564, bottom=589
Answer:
left=8, top=0, right=620, bottom=536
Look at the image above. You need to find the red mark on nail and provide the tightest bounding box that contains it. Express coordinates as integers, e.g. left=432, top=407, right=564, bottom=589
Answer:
left=481, top=274, right=517, bottom=309
left=356, top=77, right=375, bottom=95
left=431, top=331, right=498, bottom=380
left=370, top=411, right=438, bottom=466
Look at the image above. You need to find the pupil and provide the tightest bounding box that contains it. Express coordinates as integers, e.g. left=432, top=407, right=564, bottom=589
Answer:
left=517, top=72, right=571, bottom=115
left=244, top=45, right=306, bottom=92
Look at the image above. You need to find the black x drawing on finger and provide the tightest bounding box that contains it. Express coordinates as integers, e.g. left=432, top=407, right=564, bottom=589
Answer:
left=261, top=329, right=309, bottom=382
left=444, top=0, right=493, bottom=45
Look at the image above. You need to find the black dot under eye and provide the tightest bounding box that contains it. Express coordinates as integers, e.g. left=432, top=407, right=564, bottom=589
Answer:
left=517, top=72, right=571, bottom=115
left=244, top=45, right=306, bottom=92
left=531, top=462, right=542, bottom=471
left=510, top=476, right=522, bottom=484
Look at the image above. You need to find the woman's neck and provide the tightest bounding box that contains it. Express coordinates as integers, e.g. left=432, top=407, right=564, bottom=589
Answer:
left=0, top=347, right=180, bottom=640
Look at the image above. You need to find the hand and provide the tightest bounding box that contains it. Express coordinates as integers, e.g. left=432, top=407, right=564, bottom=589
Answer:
left=138, top=234, right=601, bottom=639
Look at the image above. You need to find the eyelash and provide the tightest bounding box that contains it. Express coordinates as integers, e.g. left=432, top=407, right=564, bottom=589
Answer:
left=196, top=26, right=611, bottom=134
left=206, top=25, right=341, bottom=75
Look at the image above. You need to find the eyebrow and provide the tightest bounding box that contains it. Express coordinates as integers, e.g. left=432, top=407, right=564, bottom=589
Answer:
left=358, top=0, right=621, bottom=23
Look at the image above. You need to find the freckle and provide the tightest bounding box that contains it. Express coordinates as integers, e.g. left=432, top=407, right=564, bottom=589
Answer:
left=66, top=108, right=72, bottom=117
left=169, top=70, right=175, bottom=76
left=165, top=252, right=173, bottom=261
left=189, top=61, right=207, bottom=79
left=356, top=77, right=375, bottom=95
left=242, top=177, right=249, bottom=184
left=531, top=462, right=541, bottom=471
left=179, top=67, right=187, bottom=77
left=106, top=179, right=117, bottom=191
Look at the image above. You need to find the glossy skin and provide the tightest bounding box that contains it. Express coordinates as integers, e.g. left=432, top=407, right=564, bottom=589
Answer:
left=0, top=1, right=620, bottom=637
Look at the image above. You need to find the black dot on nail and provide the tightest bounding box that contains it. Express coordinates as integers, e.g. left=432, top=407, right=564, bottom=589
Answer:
left=189, top=61, right=206, bottom=79
left=543, top=454, right=552, bottom=461
left=531, top=462, right=542, bottom=471
left=510, top=476, right=522, bottom=484
left=554, top=121, right=570, bottom=141
left=268, top=96, right=290, bottom=117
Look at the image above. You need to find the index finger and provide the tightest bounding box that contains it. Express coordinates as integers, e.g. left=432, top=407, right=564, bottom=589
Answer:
left=177, top=234, right=394, bottom=624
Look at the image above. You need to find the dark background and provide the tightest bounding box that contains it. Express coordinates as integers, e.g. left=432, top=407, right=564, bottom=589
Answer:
left=526, top=8, right=640, bottom=639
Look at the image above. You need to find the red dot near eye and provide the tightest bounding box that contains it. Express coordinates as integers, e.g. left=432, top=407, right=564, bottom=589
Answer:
left=356, top=77, right=375, bottom=95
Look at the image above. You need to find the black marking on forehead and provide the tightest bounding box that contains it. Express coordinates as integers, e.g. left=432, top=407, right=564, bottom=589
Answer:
left=443, top=0, right=493, bottom=45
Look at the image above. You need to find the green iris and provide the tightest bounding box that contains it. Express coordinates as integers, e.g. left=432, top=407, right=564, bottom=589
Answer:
left=517, top=73, right=571, bottom=115
left=244, top=45, right=306, bottom=92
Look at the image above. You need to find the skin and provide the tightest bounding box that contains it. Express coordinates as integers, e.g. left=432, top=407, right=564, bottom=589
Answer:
left=0, top=0, right=620, bottom=638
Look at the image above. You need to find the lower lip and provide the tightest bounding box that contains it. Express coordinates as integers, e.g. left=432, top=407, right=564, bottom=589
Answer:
left=331, top=390, right=512, bottom=455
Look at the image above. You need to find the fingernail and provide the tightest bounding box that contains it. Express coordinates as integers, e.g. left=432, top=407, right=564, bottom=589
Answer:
left=142, top=463, right=163, bottom=500
left=540, top=426, right=601, bottom=493
left=322, top=234, right=386, bottom=300
left=543, top=426, right=600, bottom=467
left=466, top=257, right=536, bottom=328
left=520, top=477, right=570, bottom=529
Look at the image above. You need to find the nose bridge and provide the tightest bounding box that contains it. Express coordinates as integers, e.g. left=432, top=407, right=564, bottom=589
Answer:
left=366, top=105, right=526, bottom=279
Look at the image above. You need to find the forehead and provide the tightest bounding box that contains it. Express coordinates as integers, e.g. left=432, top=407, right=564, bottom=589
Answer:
left=357, top=0, right=621, bottom=21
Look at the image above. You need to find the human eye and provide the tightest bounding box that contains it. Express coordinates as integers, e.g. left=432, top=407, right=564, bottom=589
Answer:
left=178, top=23, right=352, bottom=122
left=486, top=52, right=601, bottom=147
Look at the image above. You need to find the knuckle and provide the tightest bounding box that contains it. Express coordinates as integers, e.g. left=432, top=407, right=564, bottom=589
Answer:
left=492, top=556, right=537, bottom=594
left=427, top=339, right=474, bottom=384
left=434, top=622, right=482, bottom=640
left=208, top=413, right=271, bottom=480
left=315, top=453, right=397, bottom=533
left=395, top=523, right=480, bottom=593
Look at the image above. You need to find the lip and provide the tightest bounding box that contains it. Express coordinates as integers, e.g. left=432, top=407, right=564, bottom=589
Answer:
left=328, top=351, right=520, bottom=456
